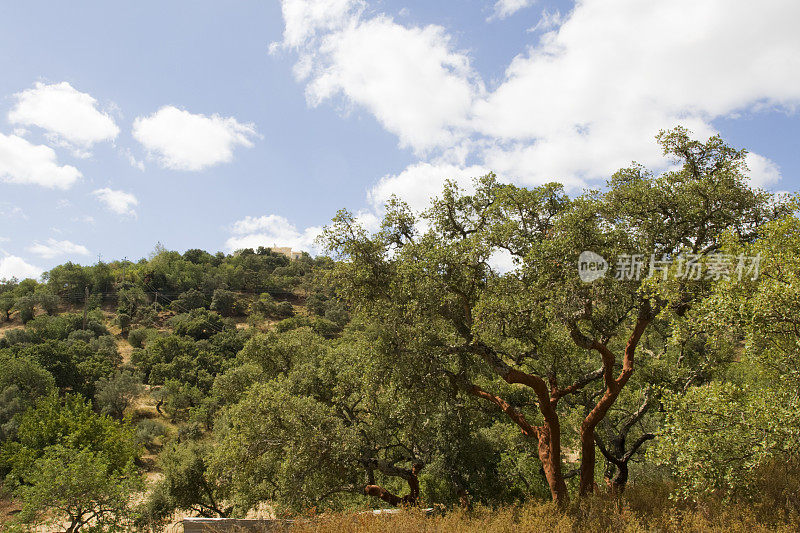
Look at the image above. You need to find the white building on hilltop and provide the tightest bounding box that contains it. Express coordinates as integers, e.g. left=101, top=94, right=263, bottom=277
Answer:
left=272, top=247, right=302, bottom=260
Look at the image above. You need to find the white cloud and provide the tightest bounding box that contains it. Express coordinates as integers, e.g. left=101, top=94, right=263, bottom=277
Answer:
left=745, top=152, right=782, bottom=187
left=0, top=255, right=43, bottom=281
left=276, top=0, right=482, bottom=153
left=93, top=188, right=138, bottom=216
left=27, top=238, right=91, bottom=259
left=306, top=16, right=480, bottom=151
left=489, top=0, right=536, bottom=21
left=226, top=214, right=321, bottom=252
left=528, top=8, right=562, bottom=33
left=279, top=0, right=797, bottom=212
left=471, top=0, right=799, bottom=185
left=0, top=133, right=82, bottom=189
left=8, top=82, right=119, bottom=156
left=132, top=106, right=258, bottom=171
left=273, top=0, right=364, bottom=49
left=0, top=204, right=27, bottom=220
left=368, top=162, right=489, bottom=212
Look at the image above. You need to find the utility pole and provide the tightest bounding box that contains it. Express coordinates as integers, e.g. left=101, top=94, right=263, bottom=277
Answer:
left=82, top=286, right=89, bottom=329
left=122, top=257, right=127, bottom=284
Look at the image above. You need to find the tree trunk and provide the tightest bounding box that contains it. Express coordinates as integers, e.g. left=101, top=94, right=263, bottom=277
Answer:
left=363, top=462, right=422, bottom=507
left=572, top=310, right=652, bottom=496
left=537, top=418, right=568, bottom=503
left=579, top=390, right=618, bottom=495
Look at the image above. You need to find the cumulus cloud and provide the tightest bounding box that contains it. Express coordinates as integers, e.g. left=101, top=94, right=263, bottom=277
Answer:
left=489, top=0, right=537, bottom=21
left=275, top=1, right=482, bottom=153
left=0, top=255, right=43, bottom=281
left=27, top=238, right=91, bottom=259
left=226, top=214, right=321, bottom=252
left=273, top=0, right=364, bottom=49
left=93, top=188, right=138, bottom=216
left=471, top=0, right=799, bottom=184
left=368, top=161, right=489, bottom=212
left=0, top=133, right=82, bottom=189
left=305, top=16, right=481, bottom=151
left=8, top=82, right=119, bottom=156
left=252, top=0, right=797, bottom=260
left=277, top=0, right=797, bottom=212
left=745, top=152, right=782, bottom=187
left=132, top=106, right=258, bottom=171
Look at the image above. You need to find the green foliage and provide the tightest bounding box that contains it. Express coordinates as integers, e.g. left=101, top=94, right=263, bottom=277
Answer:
left=127, top=327, right=160, bottom=349
left=148, top=440, right=230, bottom=519
left=14, top=294, right=35, bottom=323
left=2, top=395, right=141, bottom=531
left=211, top=289, right=245, bottom=317
left=2, top=394, right=140, bottom=477
left=651, top=381, right=800, bottom=498
left=0, top=355, right=55, bottom=442
left=171, top=288, right=209, bottom=312
left=135, top=419, right=168, bottom=450
left=170, top=308, right=225, bottom=340
left=0, top=290, right=15, bottom=321
left=95, top=370, right=144, bottom=419
left=0, top=128, right=794, bottom=523
left=12, top=444, right=141, bottom=532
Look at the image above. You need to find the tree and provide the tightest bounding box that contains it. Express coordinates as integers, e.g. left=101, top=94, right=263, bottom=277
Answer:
left=13, top=445, right=141, bottom=533
left=0, top=355, right=55, bottom=442
left=147, top=440, right=231, bottom=520
left=651, top=213, right=800, bottom=496
left=0, top=290, right=15, bottom=321
left=212, top=326, right=513, bottom=513
left=2, top=394, right=142, bottom=532
left=321, top=128, right=785, bottom=502
left=14, top=294, right=36, bottom=324
left=45, top=262, right=91, bottom=304
left=171, top=288, right=208, bottom=312
left=211, top=289, right=244, bottom=317
left=170, top=309, right=225, bottom=340
left=95, top=370, right=144, bottom=419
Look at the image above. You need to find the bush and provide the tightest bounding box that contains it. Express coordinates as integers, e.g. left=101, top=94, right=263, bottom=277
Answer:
left=170, top=289, right=208, bottom=312
left=118, top=313, right=132, bottom=337
left=95, top=371, right=144, bottom=419
left=135, top=419, right=168, bottom=450
left=35, top=292, right=59, bottom=316
left=250, top=293, right=278, bottom=317
left=170, top=309, right=225, bottom=340
left=210, top=289, right=244, bottom=317
left=15, top=295, right=35, bottom=324
left=127, top=327, right=158, bottom=349
left=276, top=301, right=294, bottom=318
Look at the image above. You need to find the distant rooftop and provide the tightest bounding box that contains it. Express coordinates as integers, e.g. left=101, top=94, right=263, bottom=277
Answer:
left=271, top=247, right=302, bottom=260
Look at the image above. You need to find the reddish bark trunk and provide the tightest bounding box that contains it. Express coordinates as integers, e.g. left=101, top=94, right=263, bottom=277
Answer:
left=536, top=419, right=568, bottom=504
left=578, top=315, right=650, bottom=495
left=363, top=463, right=422, bottom=507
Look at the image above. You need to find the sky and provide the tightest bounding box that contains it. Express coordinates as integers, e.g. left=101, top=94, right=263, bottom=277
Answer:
left=1, top=0, right=799, bottom=279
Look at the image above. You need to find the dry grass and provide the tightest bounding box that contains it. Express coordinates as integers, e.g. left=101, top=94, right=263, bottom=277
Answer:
left=287, top=488, right=800, bottom=533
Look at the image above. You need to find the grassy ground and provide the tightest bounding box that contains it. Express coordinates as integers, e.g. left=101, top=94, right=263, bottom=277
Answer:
left=289, top=495, right=800, bottom=533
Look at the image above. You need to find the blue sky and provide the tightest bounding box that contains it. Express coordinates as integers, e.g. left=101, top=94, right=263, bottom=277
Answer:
left=0, top=0, right=798, bottom=279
